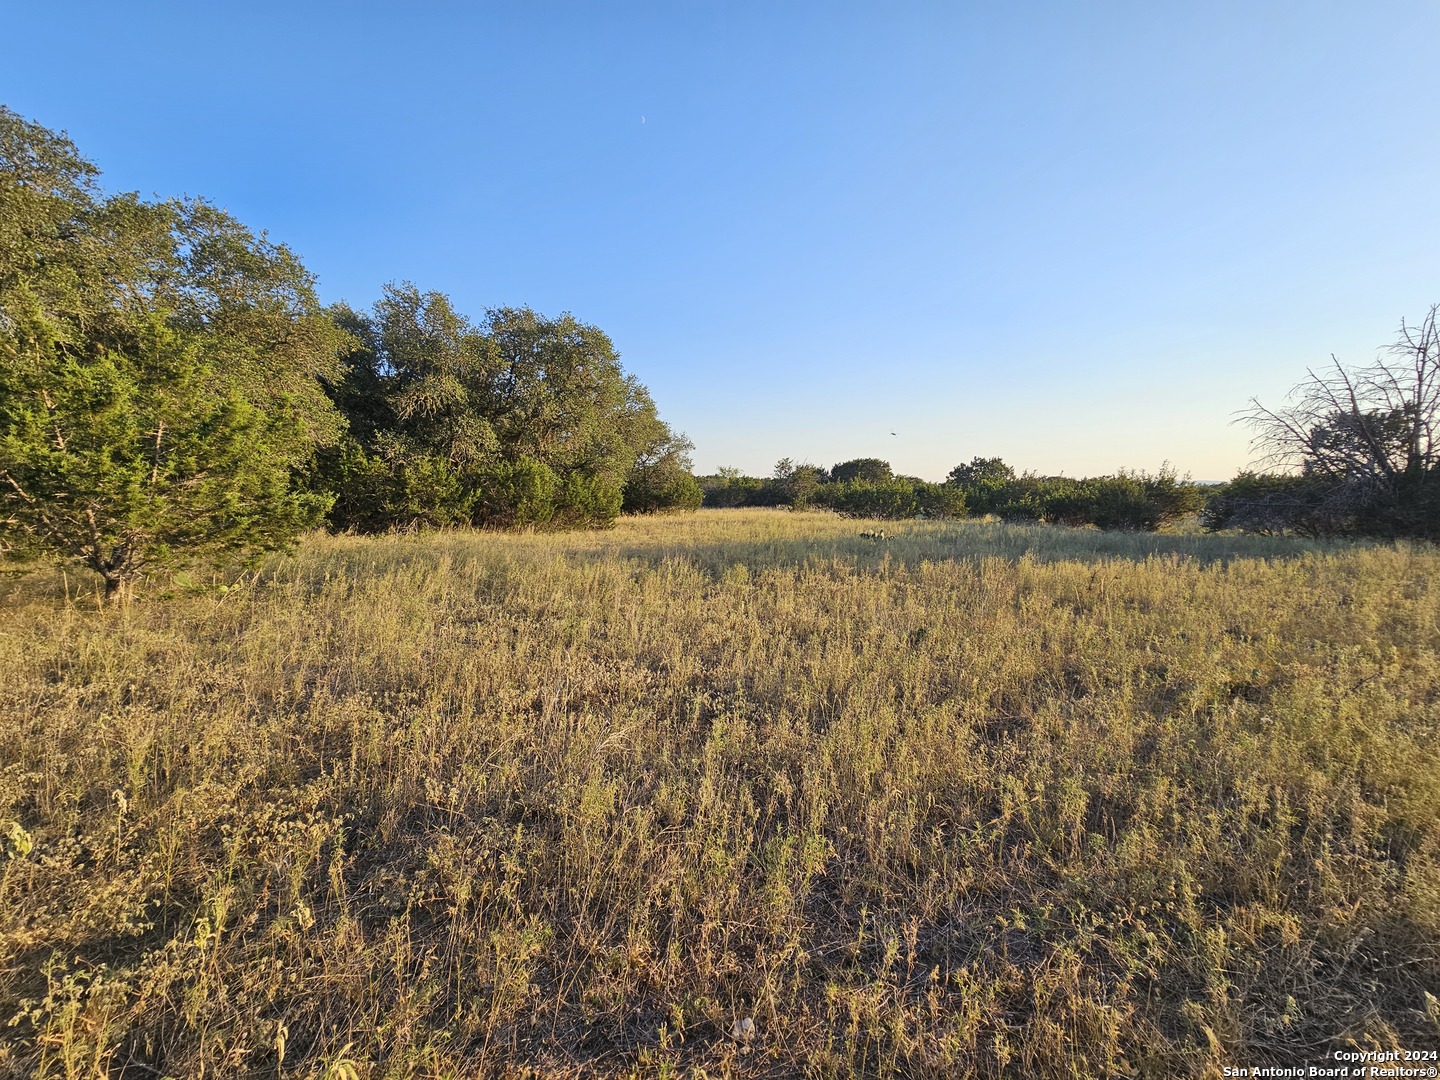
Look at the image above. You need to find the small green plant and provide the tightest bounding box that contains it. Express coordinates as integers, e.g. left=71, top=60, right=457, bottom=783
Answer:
left=3, top=820, right=31, bottom=858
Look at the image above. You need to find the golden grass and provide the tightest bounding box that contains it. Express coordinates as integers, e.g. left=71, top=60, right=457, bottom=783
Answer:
left=1, top=510, right=1437, bottom=1078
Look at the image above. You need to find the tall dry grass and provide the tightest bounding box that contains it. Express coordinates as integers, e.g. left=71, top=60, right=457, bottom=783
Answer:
left=1, top=510, right=1437, bottom=1077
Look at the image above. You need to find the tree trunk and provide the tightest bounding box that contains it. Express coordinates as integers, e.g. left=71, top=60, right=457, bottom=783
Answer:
left=85, top=540, right=131, bottom=603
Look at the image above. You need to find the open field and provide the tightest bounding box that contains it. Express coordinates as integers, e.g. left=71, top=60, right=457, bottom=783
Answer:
left=2, top=510, right=1438, bottom=1078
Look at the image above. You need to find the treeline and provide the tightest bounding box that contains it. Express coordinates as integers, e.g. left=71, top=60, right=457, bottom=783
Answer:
left=706, top=419, right=1440, bottom=540
left=703, top=292, right=1440, bottom=543
left=701, top=458, right=963, bottom=518
left=4, top=105, right=1437, bottom=597
left=702, top=456, right=1207, bottom=530
left=0, top=108, right=698, bottom=595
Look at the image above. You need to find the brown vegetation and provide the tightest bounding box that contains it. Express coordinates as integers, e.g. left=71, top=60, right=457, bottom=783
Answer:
left=1, top=511, right=1437, bottom=1077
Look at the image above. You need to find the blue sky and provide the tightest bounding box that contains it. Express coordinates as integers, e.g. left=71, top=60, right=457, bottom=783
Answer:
left=6, top=1, right=1438, bottom=480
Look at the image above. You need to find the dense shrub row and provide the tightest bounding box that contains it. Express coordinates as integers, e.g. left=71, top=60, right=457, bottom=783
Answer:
left=811, top=477, right=967, bottom=519
left=701, top=462, right=966, bottom=521
left=1201, top=470, right=1440, bottom=539
left=952, top=460, right=1207, bottom=530
left=701, top=456, right=1207, bottom=531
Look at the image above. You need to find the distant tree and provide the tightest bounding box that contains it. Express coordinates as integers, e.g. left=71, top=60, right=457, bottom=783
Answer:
left=914, top=481, right=967, bottom=519
left=1130, top=466, right=1207, bottom=529
left=946, top=457, right=1015, bottom=488
left=698, top=470, right=769, bottom=508
left=1037, top=476, right=1092, bottom=527
left=830, top=457, right=892, bottom=484
left=946, top=457, right=1022, bottom=517
left=1067, top=469, right=1202, bottom=531
left=814, top=477, right=965, bottom=520
left=771, top=458, right=825, bottom=507
left=1238, top=306, right=1440, bottom=538
left=987, top=474, right=1048, bottom=521
left=939, top=454, right=1201, bottom=530
left=815, top=478, right=919, bottom=519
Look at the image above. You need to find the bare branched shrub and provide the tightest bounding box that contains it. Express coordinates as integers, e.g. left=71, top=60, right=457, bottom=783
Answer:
left=1233, top=305, right=1440, bottom=537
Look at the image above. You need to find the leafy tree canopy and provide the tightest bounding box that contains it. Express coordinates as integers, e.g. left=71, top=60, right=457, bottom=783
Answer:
left=320, top=283, right=697, bottom=529
left=0, top=107, right=345, bottom=594
left=946, top=456, right=1015, bottom=489
left=830, top=457, right=892, bottom=484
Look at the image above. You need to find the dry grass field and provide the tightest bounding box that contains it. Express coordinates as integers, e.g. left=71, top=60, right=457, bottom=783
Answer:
left=1, top=510, right=1437, bottom=1078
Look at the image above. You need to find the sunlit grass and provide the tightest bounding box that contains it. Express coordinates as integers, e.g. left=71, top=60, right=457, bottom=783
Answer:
left=2, top=510, right=1437, bottom=1077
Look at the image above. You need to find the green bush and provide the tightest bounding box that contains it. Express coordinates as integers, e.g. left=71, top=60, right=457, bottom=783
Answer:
left=554, top=471, right=624, bottom=529
left=623, top=463, right=704, bottom=514
left=1202, top=472, right=1343, bottom=536
left=914, top=481, right=967, bottom=519
left=947, top=459, right=1204, bottom=530
left=317, top=440, right=475, bottom=532
left=472, top=457, right=559, bottom=529
left=814, top=479, right=920, bottom=519
left=829, top=457, right=893, bottom=484
left=992, top=476, right=1050, bottom=522
left=812, top=478, right=964, bottom=520
left=699, top=473, right=771, bottom=507
left=1037, top=476, right=1094, bottom=526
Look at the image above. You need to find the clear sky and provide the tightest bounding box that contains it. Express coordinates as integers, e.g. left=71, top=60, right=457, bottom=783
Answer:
left=6, top=1, right=1438, bottom=481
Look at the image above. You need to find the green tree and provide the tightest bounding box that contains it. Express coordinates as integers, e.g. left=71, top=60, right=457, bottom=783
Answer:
left=0, top=306, right=326, bottom=595
left=623, top=430, right=703, bottom=514
left=0, top=108, right=347, bottom=466
left=830, top=457, right=892, bottom=484
left=771, top=458, right=826, bottom=507
left=0, top=108, right=345, bottom=594
left=813, top=477, right=965, bottom=520
left=946, top=456, right=1014, bottom=488
left=915, top=481, right=966, bottom=518
left=159, top=199, right=349, bottom=460
left=372, top=284, right=500, bottom=467
left=318, top=284, right=695, bottom=530
left=946, top=457, right=1019, bottom=516
left=698, top=469, right=767, bottom=508
left=814, top=478, right=919, bottom=519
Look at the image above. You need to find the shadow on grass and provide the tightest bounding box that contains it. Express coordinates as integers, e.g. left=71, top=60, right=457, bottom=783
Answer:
left=594, top=520, right=1344, bottom=577
left=0, top=519, right=1360, bottom=607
